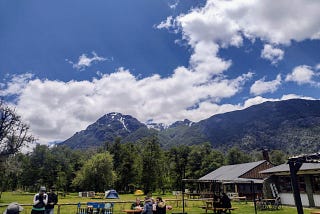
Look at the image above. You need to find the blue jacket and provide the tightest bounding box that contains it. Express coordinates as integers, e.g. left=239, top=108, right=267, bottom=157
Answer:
left=142, top=201, right=153, bottom=214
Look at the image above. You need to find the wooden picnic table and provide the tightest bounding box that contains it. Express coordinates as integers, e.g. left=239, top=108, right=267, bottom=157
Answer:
left=199, top=201, right=237, bottom=214
left=186, top=192, right=201, bottom=199
left=257, top=198, right=279, bottom=210
left=231, top=196, right=247, bottom=204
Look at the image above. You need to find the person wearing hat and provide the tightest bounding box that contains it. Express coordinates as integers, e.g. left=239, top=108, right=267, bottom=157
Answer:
left=3, top=202, right=23, bottom=214
left=31, top=186, right=48, bottom=214
left=45, top=186, right=58, bottom=214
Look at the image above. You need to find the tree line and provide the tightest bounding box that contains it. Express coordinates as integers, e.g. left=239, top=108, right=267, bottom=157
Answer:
left=1, top=138, right=287, bottom=195
left=0, top=101, right=287, bottom=196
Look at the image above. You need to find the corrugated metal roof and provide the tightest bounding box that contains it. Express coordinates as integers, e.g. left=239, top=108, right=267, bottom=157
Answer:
left=199, top=160, right=266, bottom=182
left=260, top=163, right=320, bottom=174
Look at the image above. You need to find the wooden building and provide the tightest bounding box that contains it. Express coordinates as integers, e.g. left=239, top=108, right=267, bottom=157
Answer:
left=199, top=160, right=274, bottom=199
left=260, top=163, right=320, bottom=207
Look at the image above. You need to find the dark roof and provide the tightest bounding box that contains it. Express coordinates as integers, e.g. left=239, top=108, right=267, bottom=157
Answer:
left=199, top=160, right=266, bottom=183
left=260, top=163, right=320, bottom=175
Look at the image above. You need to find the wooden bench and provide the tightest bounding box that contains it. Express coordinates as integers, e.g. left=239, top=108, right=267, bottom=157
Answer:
left=199, top=206, right=237, bottom=214
left=207, top=207, right=238, bottom=214
left=231, top=196, right=247, bottom=204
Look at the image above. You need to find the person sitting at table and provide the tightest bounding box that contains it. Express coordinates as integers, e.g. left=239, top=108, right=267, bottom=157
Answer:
left=131, top=197, right=144, bottom=211
left=220, top=193, right=231, bottom=209
left=213, top=193, right=221, bottom=208
left=142, top=197, right=153, bottom=214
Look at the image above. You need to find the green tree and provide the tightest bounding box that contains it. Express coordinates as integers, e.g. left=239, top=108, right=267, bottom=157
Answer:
left=0, top=101, right=34, bottom=197
left=168, top=145, right=191, bottom=190
left=20, top=144, right=50, bottom=191
left=140, top=137, right=162, bottom=194
left=115, top=143, right=141, bottom=192
left=270, top=150, right=287, bottom=165
left=72, top=152, right=115, bottom=191
left=200, top=149, right=224, bottom=176
left=225, top=146, right=252, bottom=165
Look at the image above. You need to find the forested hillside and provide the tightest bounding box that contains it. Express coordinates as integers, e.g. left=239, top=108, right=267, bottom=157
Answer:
left=61, top=99, right=320, bottom=154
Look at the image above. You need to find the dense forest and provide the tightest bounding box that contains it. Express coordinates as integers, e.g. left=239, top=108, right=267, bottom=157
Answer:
left=1, top=137, right=287, bottom=195
left=0, top=100, right=289, bottom=197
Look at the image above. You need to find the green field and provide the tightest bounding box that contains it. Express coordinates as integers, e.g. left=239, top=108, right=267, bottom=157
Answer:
left=0, top=192, right=319, bottom=214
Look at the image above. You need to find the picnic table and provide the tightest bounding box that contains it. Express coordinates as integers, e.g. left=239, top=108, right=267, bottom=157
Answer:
left=186, top=192, right=201, bottom=199
left=256, top=197, right=281, bottom=211
left=199, top=201, right=237, bottom=214
left=231, top=196, right=247, bottom=204
left=76, top=202, right=113, bottom=214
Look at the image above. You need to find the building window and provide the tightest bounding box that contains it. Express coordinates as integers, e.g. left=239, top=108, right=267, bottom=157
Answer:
left=277, top=176, right=306, bottom=193
left=278, top=176, right=292, bottom=193
left=311, top=175, right=320, bottom=193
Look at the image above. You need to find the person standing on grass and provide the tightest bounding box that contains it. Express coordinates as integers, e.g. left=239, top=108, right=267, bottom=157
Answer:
left=31, top=186, right=48, bottom=214
left=45, top=186, right=58, bottom=214
left=155, top=197, right=166, bottom=214
left=142, top=197, right=153, bottom=214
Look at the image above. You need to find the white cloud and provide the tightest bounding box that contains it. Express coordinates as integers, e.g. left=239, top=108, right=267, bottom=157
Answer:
left=156, top=16, right=176, bottom=31
left=168, top=0, right=320, bottom=47
left=4, top=67, right=252, bottom=143
left=250, top=74, right=282, bottom=95
left=190, top=41, right=232, bottom=75
left=285, top=65, right=317, bottom=85
left=243, top=94, right=315, bottom=109
left=0, top=73, right=34, bottom=97
left=168, top=0, right=179, bottom=9
left=4, top=0, right=320, bottom=144
left=66, top=52, right=106, bottom=71
left=261, top=44, right=284, bottom=64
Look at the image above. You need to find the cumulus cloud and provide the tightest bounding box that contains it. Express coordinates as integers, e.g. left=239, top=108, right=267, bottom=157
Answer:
left=261, top=44, right=284, bottom=64
left=250, top=74, right=282, bottom=95
left=285, top=65, right=318, bottom=85
left=168, top=0, right=320, bottom=47
left=3, top=0, right=320, bottom=144
left=66, top=52, right=107, bottom=71
left=3, top=67, right=252, bottom=143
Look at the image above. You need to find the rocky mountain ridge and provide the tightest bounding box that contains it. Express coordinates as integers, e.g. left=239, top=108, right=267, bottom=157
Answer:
left=60, top=99, right=320, bottom=154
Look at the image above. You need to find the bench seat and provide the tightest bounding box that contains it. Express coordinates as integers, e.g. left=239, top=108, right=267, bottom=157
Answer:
left=205, top=207, right=238, bottom=214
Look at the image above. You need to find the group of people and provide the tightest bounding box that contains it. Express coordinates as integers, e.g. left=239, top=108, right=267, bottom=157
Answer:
left=31, top=186, right=58, bottom=214
left=3, top=186, right=58, bottom=214
left=131, top=196, right=171, bottom=214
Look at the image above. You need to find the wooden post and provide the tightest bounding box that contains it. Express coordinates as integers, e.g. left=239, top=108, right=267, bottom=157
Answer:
left=289, top=160, right=304, bottom=214
left=57, top=204, right=61, bottom=214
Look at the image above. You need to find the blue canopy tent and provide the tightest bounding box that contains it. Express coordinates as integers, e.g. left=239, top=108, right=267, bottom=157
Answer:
left=105, top=190, right=119, bottom=199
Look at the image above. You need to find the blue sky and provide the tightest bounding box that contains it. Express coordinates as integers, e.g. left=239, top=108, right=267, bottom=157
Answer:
left=1, top=0, right=320, bottom=144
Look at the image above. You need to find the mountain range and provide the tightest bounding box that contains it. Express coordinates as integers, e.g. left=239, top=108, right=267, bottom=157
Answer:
left=60, top=99, right=320, bottom=154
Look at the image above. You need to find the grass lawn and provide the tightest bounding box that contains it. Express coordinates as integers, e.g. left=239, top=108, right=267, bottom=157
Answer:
left=0, top=192, right=319, bottom=214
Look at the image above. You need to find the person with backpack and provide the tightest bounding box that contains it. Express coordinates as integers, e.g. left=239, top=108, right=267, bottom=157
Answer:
left=3, top=202, right=23, bottom=214
left=31, top=186, right=48, bottom=214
